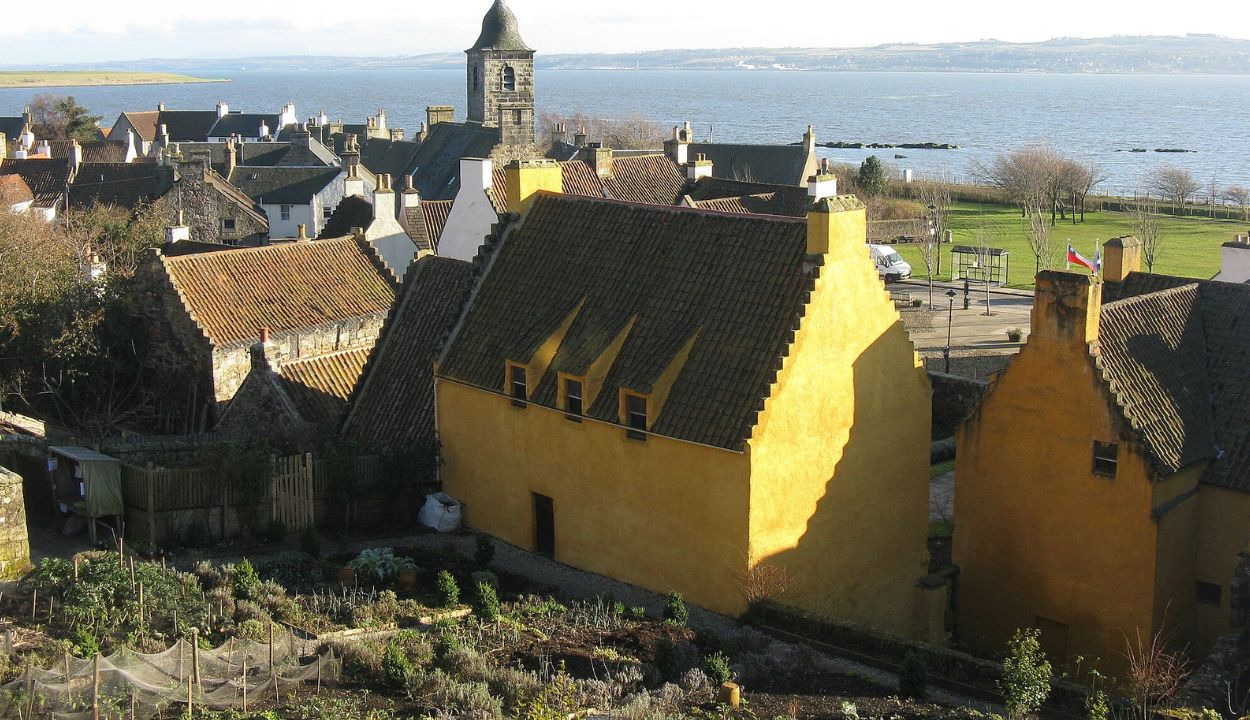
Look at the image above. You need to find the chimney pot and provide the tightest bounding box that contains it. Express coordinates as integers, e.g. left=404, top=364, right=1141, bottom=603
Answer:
left=259, top=326, right=269, bottom=343
left=297, top=224, right=307, bottom=241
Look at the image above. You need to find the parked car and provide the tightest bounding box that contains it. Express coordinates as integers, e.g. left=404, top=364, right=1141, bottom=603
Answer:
left=868, top=244, right=913, bottom=281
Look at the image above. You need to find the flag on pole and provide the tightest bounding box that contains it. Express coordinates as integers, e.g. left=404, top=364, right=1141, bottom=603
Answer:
left=1067, top=243, right=1099, bottom=274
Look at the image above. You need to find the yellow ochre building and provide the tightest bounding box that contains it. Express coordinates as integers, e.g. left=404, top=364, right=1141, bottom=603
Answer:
left=433, top=162, right=935, bottom=637
left=955, top=238, right=1250, bottom=676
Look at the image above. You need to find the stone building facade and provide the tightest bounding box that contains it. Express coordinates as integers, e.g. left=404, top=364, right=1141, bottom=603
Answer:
left=171, top=157, right=269, bottom=246
left=0, top=465, right=29, bottom=581
left=466, top=0, right=535, bottom=148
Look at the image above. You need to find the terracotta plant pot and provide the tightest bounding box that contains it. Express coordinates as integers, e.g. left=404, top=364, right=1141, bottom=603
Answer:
left=337, top=565, right=356, bottom=586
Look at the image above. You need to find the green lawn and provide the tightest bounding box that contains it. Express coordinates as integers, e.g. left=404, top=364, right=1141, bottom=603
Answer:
left=893, top=203, right=1246, bottom=289
left=0, top=71, right=224, bottom=88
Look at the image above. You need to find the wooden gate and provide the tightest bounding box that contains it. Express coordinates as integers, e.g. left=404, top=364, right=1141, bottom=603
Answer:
left=271, top=453, right=315, bottom=532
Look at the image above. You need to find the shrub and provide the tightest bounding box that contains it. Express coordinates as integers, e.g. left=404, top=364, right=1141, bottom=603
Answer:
left=72, top=626, right=100, bottom=658
left=382, top=641, right=415, bottom=689
left=663, top=592, right=688, bottom=626
left=629, top=606, right=647, bottom=621
left=473, top=582, right=500, bottom=622
left=679, top=667, right=710, bottom=694
left=232, top=558, right=260, bottom=600
left=436, top=570, right=460, bottom=608
left=192, top=560, right=224, bottom=590
left=475, top=535, right=495, bottom=566
left=237, top=619, right=270, bottom=642
left=301, top=528, right=322, bottom=558
left=471, top=570, right=500, bottom=590
left=1086, top=688, right=1110, bottom=720
left=858, top=155, right=888, bottom=197
left=998, top=628, right=1053, bottom=720
left=703, top=651, right=733, bottom=685
left=233, top=599, right=270, bottom=624
left=435, top=631, right=461, bottom=662
left=653, top=639, right=680, bottom=681
left=899, top=650, right=928, bottom=699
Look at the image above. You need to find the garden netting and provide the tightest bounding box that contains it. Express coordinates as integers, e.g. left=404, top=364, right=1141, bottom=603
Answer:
left=0, top=628, right=339, bottom=719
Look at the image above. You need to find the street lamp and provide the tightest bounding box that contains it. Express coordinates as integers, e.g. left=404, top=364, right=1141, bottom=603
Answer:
left=944, top=288, right=957, bottom=374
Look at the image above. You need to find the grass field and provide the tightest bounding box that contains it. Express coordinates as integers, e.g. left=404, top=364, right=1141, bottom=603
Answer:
left=0, top=71, right=225, bottom=88
left=893, top=203, right=1248, bottom=288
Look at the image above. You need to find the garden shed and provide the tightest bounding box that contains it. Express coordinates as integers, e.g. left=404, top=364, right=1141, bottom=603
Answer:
left=48, top=446, right=123, bottom=543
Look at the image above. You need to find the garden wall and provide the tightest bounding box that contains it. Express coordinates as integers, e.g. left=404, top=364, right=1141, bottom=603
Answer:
left=928, top=371, right=988, bottom=440
left=0, top=464, right=30, bottom=580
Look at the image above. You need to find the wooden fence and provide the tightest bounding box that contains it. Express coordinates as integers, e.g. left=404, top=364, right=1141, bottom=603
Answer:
left=121, top=452, right=383, bottom=547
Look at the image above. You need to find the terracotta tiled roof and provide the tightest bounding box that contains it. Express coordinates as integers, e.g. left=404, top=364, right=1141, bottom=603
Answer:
left=419, top=200, right=452, bottom=251
left=278, top=348, right=372, bottom=428
left=490, top=155, right=689, bottom=210
left=0, top=175, right=33, bottom=204
left=439, top=193, right=819, bottom=450
left=160, top=236, right=398, bottom=347
left=47, top=140, right=128, bottom=164
left=342, top=256, right=475, bottom=454
left=120, top=111, right=159, bottom=141
left=1095, top=273, right=1250, bottom=489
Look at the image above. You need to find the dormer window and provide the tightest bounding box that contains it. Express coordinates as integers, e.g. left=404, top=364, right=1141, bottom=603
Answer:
left=561, top=375, right=584, bottom=419
left=622, top=391, right=648, bottom=441
left=507, top=362, right=527, bottom=407
left=502, top=66, right=516, bottom=92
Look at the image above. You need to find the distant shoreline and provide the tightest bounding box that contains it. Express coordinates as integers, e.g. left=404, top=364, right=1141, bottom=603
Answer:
left=0, top=72, right=228, bottom=89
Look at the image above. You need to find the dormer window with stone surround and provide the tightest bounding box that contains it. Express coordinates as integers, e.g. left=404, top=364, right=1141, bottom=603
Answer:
left=559, top=374, right=584, bottom=420
left=621, top=390, right=649, bottom=441
left=506, top=362, right=527, bottom=408
left=502, top=66, right=516, bottom=92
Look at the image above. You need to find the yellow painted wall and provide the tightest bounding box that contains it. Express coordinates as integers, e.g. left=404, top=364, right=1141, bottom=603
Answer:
left=745, top=202, right=932, bottom=636
left=954, top=320, right=1161, bottom=676
left=1194, top=486, right=1250, bottom=650
left=437, top=380, right=755, bottom=616
left=1150, top=466, right=1201, bottom=657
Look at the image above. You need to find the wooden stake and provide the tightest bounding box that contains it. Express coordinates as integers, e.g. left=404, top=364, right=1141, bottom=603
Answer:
left=174, top=608, right=179, bottom=636
left=30, top=589, right=36, bottom=621
left=118, top=536, right=124, bottom=568
left=25, top=668, right=34, bottom=719
left=161, top=555, right=167, bottom=576
left=128, top=557, right=136, bottom=592
left=46, top=597, right=53, bottom=624
left=191, top=628, right=201, bottom=695
left=138, top=582, right=145, bottom=631
left=129, top=690, right=136, bottom=720
left=241, top=657, right=248, bottom=712
left=73, top=556, right=79, bottom=581
left=270, top=622, right=279, bottom=705
left=316, top=653, right=322, bottom=693
left=187, top=673, right=193, bottom=716
left=91, top=653, right=100, bottom=720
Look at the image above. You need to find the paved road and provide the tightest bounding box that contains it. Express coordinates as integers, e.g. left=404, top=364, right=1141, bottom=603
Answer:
left=888, top=280, right=1033, bottom=356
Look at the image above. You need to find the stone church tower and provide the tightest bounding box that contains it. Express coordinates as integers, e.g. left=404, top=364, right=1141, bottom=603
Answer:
left=466, top=0, right=535, bottom=148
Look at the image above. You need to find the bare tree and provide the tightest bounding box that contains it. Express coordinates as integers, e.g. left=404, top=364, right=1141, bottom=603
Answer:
left=1225, top=184, right=1250, bottom=221
left=972, top=220, right=997, bottom=315
left=1148, top=164, right=1201, bottom=214
left=1068, top=161, right=1108, bottom=223
left=974, top=145, right=1055, bottom=216
left=1024, top=206, right=1057, bottom=276
left=1133, top=200, right=1163, bottom=272
left=1124, top=623, right=1189, bottom=720
left=539, top=111, right=664, bottom=151
left=918, top=179, right=953, bottom=304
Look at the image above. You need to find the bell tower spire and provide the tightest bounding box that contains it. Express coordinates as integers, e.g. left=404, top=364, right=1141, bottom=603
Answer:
left=466, top=0, right=535, bottom=148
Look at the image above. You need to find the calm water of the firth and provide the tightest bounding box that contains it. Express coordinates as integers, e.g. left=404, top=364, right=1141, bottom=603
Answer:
left=2, top=69, right=1247, bottom=194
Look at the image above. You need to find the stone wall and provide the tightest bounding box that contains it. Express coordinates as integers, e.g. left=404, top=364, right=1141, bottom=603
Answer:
left=0, top=465, right=30, bottom=581
left=172, top=159, right=267, bottom=246
left=467, top=49, right=535, bottom=144
left=928, top=371, right=988, bottom=440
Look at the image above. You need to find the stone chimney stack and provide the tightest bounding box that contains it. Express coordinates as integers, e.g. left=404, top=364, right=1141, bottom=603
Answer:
left=19, top=126, right=34, bottom=152
left=344, top=163, right=365, bottom=198
left=390, top=128, right=405, bottom=142
left=803, top=124, right=817, bottom=154
left=158, top=124, right=170, bottom=149
left=225, top=138, right=238, bottom=176
left=34, top=140, right=51, bottom=158
left=258, top=121, right=270, bottom=139
left=551, top=123, right=568, bottom=148
left=157, top=102, right=165, bottom=112
left=68, top=140, right=83, bottom=172
left=807, top=171, right=837, bottom=202
left=1102, top=236, right=1142, bottom=284
left=216, top=101, right=229, bottom=118
left=1031, top=271, right=1102, bottom=349
left=417, top=122, right=429, bottom=143
left=582, top=144, right=614, bottom=179
left=341, top=134, right=361, bottom=170
left=426, top=105, right=454, bottom=128
left=573, top=127, right=587, bottom=147
left=806, top=195, right=867, bottom=257
left=374, top=174, right=397, bottom=225
left=505, top=159, right=563, bottom=215
left=0, top=133, right=6, bottom=160
left=461, top=157, right=494, bottom=194
left=664, top=123, right=691, bottom=165
left=252, top=327, right=274, bottom=371
left=124, top=130, right=138, bottom=163
left=685, top=153, right=713, bottom=182
left=297, top=223, right=308, bottom=241
left=375, top=109, right=387, bottom=133
left=165, top=210, right=191, bottom=245
left=400, top=175, right=421, bottom=216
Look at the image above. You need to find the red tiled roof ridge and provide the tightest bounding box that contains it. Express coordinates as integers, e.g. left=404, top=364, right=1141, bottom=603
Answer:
left=527, top=189, right=807, bottom=223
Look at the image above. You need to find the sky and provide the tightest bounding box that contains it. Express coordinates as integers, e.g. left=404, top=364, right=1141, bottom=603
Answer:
left=3, top=0, right=1248, bottom=65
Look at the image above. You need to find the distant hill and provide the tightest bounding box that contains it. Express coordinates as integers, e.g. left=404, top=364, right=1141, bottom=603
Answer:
left=28, top=34, right=1250, bottom=75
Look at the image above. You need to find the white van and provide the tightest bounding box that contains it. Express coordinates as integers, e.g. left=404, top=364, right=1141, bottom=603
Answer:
left=868, top=244, right=913, bottom=281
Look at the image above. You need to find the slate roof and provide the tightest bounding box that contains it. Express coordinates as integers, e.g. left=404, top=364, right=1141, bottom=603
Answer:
left=0, top=117, right=28, bottom=143
left=179, top=140, right=338, bottom=174
left=358, top=138, right=421, bottom=179
left=123, top=110, right=220, bottom=142
left=686, top=176, right=810, bottom=217
left=158, top=235, right=398, bottom=347
left=1093, top=272, right=1250, bottom=490
left=319, top=195, right=374, bottom=238
left=69, top=163, right=174, bottom=210
left=0, top=158, right=70, bottom=207
left=470, top=0, right=533, bottom=52
left=689, top=142, right=812, bottom=186
left=209, top=113, right=283, bottom=138
left=279, top=348, right=372, bottom=428
left=0, top=175, right=33, bottom=204
left=408, top=122, right=501, bottom=200
left=227, top=166, right=341, bottom=205
left=439, top=193, right=820, bottom=450
left=342, top=255, right=476, bottom=454
left=200, top=166, right=269, bottom=228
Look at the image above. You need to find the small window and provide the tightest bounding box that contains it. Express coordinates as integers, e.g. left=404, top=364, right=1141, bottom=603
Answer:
left=509, top=364, right=527, bottom=406
left=323, top=206, right=333, bottom=220
left=513, top=109, right=523, bottom=125
left=1093, top=441, right=1118, bottom=477
left=625, top=393, right=647, bottom=440
left=1197, top=581, right=1222, bottom=607
left=221, top=217, right=236, bottom=232
left=280, top=204, right=291, bottom=221
left=502, top=66, right=516, bottom=92
left=564, top=377, right=583, bottom=418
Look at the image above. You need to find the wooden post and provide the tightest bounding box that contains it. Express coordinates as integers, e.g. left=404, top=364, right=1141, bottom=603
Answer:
left=269, top=621, right=278, bottom=705
left=30, top=589, right=36, bottom=621
left=129, top=690, right=136, bottom=720
left=241, top=657, right=248, bottom=712
left=146, top=462, right=155, bottom=552
left=128, top=557, right=136, bottom=592
left=161, top=555, right=167, bottom=577
left=174, top=609, right=179, bottom=636
left=47, top=597, right=53, bottom=624
left=316, top=653, right=321, bottom=693
left=25, top=669, right=34, bottom=719
left=138, top=582, right=144, bottom=631
left=118, top=536, right=124, bottom=568
left=91, top=653, right=100, bottom=720
left=73, top=556, right=79, bottom=581
left=186, top=673, right=193, bottom=717
left=191, top=628, right=201, bottom=695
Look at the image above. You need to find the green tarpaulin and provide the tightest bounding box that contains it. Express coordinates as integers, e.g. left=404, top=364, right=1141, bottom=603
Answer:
left=83, top=460, right=122, bottom=517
